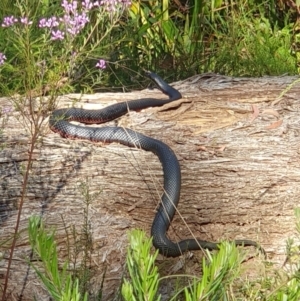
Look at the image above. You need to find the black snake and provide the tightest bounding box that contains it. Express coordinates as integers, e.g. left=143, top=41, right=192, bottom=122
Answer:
left=49, top=71, right=263, bottom=257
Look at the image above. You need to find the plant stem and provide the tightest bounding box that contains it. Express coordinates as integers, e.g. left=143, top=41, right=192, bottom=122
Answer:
left=1, top=129, right=39, bottom=301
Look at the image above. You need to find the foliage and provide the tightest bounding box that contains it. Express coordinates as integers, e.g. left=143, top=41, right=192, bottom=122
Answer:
left=28, top=216, right=88, bottom=301
left=122, top=211, right=300, bottom=301
left=211, top=2, right=296, bottom=76
left=0, top=1, right=129, bottom=299
left=27, top=180, right=105, bottom=300
left=122, top=229, right=161, bottom=301
left=1, top=0, right=300, bottom=300
left=0, top=0, right=129, bottom=96
left=26, top=179, right=103, bottom=301
left=67, top=179, right=104, bottom=300
left=122, top=230, right=245, bottom=301
left=183, top=243, right=242, bottom=300
left=111, top=0, right=297, bottom=84
left=0, top=0, right=299, bottom=90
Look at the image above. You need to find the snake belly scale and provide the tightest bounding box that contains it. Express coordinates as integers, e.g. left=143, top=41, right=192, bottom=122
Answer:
left=49, top=71, right=263, bottom=257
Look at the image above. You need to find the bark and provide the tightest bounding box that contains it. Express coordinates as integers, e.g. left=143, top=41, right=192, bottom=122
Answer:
left=0, top=73, right=300, bottom=299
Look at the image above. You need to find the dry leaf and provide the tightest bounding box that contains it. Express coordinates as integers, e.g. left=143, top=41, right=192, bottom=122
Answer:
left=261, top=109, right=280, bottom=118
left=250, top=104, right=259, bottom=123
left=218, top=145, right=227, bottom=152
left=265, top=119, right=283, bottom=130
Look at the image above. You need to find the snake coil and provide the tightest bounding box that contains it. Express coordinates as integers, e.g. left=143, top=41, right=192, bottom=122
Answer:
left=50, top=71, right=263, bottom=257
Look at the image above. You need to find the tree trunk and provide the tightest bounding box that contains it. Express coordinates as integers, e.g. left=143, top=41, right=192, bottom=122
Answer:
left=0, top=74, right=300, bottom=300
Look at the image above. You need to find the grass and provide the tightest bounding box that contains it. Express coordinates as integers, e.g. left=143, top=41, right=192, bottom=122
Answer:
left=27, top=178, right=104, bottom=301
left=28, top=216, right=88, bottom=301
left=211, top=6, right=296, bottom=76
left=0, top=1, right=127, bottom=299
left=0, top=0, right=297, bottom=94
left=26, top=209, right=300, bottom=300
left=121, top=211, right=300, bottom=301
left=110, top=0, right=297, bottom=86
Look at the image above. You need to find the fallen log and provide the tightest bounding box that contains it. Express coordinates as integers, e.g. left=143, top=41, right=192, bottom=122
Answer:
left=0, top=73, right=299, bottom=299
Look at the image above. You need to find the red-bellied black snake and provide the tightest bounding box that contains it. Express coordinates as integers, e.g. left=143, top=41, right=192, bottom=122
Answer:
left=49, top=71, right=264, bottom=257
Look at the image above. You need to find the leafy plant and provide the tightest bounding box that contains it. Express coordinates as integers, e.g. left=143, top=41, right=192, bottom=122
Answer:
left=212, top=1, right=296, bottom=76
left=28, top=216, right=88, bottom=301
left=122, top=207, right=300, bottom=301
left=122, top=229, right=161, bottom=301
left=183, top=242, right=242, bottom=300
left=0, top=1, right=130, bottom=299
left=113, top=0, right=297, bottom=84
left=0, top=0, right=129, bottom=96
left=122, top=229, right=247, bottom=301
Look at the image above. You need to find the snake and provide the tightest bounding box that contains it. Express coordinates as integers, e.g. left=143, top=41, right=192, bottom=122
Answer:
left=49, top=71, right=264, bottom=257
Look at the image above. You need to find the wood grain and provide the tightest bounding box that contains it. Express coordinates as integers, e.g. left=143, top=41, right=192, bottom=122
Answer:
left=0, top=73, right=300, bottom=299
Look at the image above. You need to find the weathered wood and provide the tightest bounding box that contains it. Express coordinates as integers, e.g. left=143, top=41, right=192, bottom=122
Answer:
left=0, top=74, right=300, bottom=300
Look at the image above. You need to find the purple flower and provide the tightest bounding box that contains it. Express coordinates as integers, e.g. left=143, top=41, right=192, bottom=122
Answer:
left=51, top=30, right=65, bottom=40
left=48, top=16, right=59, bottom=28
left=1, top=16, right=18, bottom=27
left=39, top=0, right=104, bottom=40
left=96, top=59, right=106, bottom=69
left=60, top=12, right=89, bottom=36
left=39, top=16, right=59, bottom=28
left=59, top=14, right=71, bottom=26
left=61, top=0, right=78, bottom=14
left=38, top=18, right=47, bottom=28
left=0, top=53, right=6, bottom=65
left=74, top=12, right=89, bottom=28
left=20, top=17, right=33, bottom=25
left=82, top=0, right=94, bottom=10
